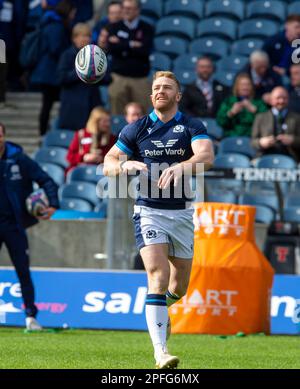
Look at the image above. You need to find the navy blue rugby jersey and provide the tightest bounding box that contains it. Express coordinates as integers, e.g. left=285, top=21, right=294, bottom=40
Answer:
left=116, top=110, right=210, bottom=209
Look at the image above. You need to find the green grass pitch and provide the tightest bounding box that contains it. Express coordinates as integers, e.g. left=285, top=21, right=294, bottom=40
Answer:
left=0, top=327, right=299, bottom=369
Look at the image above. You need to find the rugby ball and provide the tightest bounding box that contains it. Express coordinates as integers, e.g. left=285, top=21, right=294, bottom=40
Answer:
left=75, top=44, right=107, bottom=84
left=26, top=189, right=49, bottom=217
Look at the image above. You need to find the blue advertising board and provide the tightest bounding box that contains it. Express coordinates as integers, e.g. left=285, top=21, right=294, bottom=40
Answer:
left=0, top=268, right=299, bottom=334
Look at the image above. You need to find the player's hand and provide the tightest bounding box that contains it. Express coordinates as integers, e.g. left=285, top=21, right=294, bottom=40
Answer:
left=158, top=164, right=183, bottom=189
left=120, top=160, right=148, bottom=174
left=259, top=136, right=276, bottom=149
left=37, top=207, right=56, bottom=220
left=277, top=134, right=294, bottom=145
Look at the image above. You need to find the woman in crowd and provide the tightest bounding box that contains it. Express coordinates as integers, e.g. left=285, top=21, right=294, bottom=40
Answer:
left=217, top=73, right=268, bottom=137
left=66, top=107, right=116, bottom=172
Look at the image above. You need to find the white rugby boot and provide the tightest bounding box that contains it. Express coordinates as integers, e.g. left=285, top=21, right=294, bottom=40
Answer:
left=25, top=317, right=43, bottom=331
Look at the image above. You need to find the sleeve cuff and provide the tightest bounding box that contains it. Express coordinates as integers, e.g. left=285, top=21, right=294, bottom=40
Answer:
left=191, top=135, right=211, bottom=142
left=116, top=140, right=133, bottom=156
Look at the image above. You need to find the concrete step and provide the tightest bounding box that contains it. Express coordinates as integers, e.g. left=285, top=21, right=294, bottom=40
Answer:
left=7, top=136, right=40, bottom=145
left=6, top=129, right=39, bottom=137
left=7, top=92, right=42, bottom=101
left=4, top=121, right=39, bottom=130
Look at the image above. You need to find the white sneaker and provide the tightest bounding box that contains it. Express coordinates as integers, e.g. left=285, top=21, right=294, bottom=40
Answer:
left=25, top=317, right=43, bottom=331
left=155, top=352, right=180, bottom=369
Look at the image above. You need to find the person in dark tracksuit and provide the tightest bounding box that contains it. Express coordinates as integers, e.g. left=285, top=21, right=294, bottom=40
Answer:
left=0, top=123, right=59, bottom=330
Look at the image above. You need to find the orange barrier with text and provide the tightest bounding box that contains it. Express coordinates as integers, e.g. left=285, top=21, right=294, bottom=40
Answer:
left=170, top=203, right=274, bottom=335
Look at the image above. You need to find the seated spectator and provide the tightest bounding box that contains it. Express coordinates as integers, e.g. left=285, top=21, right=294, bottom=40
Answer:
left=124, top=101, right=145, bottom=124
left=288, top=64, right=300, bottom=114
left=180, top=56, right=230, bottom=118
left=30, top=0, right=74, bottom=136
left=252, top=86, right=300, bottom=162
left=262, top=15, right=300, bottom=76
left=58, top=23, right=102, bottom=131
left=106, top=0, right=154, bottom=115
left=66, top=107, right=116, bottom=172
left=92, top=1, right=122, bottom=44
left=241, top=51, right=282, bottom=105
left=217, top=74, right=267, bottom=137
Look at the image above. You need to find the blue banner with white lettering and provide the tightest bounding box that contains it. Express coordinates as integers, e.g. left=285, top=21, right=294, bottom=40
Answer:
left=0, top=269, right=299, bottom=334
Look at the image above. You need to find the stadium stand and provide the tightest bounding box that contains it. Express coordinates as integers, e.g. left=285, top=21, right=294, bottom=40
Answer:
left=218, top=137, right=256, bottom=158
left=34, top=147, right=69, bottom=169
left=197, top=17, right=237, bottom=41
left=189, top=37, right=230, bottom=60
left=165, top=0, right=204, bottom=20
left=214, top=153, right=251, bottom=168
left=156, top=16, right=196, bottom=41
left=238, top=19, right=279, bottom=39
left=59, top=181, right=101, bottom=208
left=205, top=0, right=245, bottom=21
left=43, top=130, right=75, bottom=149
left=40, top=162, right=65, bottom=187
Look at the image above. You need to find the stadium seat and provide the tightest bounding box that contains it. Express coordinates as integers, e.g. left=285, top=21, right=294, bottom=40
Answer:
left=289, top=181, right=300, bottom=193
left=246, top=181, right=289, bottom=195
left=189, top=37, right=230, bottom=60
left=165, top=0, right=204, bottom=20
left=149, top=52, right=172, bottom=71
left=213, top=69, right=237, bottom=87
left=39, top=163, right=65, bottom=187
left=140, top=15, right=157, bottom=27
left=156, top=16, right=195, bottom=41
left=256, top=154, right=297, bottom=169
left=214, top=153, right=250, bottom=168
left=239, top=192, right=279, bottom=213
left=283, top=206, right=300, bottom=222
left=206, top=178, right=244, bottom=193
left=174, top=69, right=196, bottom=86
left=288, top=1, right=300, bottom=15
left=205, top=0, right=245, bottom=21
left=238, top=19, right=279, bottom=39
left=59, top=181, right=99, bottom=207
left=216, top=54, right=248, bottom=72
left=43, top=130, right=74, bottom=149
left=111, top=115, right=127, bottom=135
left=67, top=165, right=101, bottom=184
left=201, top=118, right=224, bottom=140
left=34, top=147, right=68, bottom=169
left=154, top=36, right=188, bottom=58
left=197, top=17, right=237, bottom=41
left=206, top=191, right=237, bottom=204
left=255, top=205, right=275, bottom=224
left=231, top=38, right=264, bottom=56
left=285, top=193, right=300, bottom=207
left=246, top=1, right=286, bottom=22
left=218, top=137, right=256, bottom=158
left=60, top=198, right=93, bottom=212
left=140, top=0, right=163, bottom=19
left=173, top=53, right=199, bottom=71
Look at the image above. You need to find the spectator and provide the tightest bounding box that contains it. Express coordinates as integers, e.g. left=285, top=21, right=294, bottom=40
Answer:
left=252, top=86, right=300, bottom=162
left=92, top=1, right=122, bottom=44
left=0, top=0, right=29, bottom=99
left=288, top=64, right=300, bottom=114
left=0, top=122, right=59, bottom=330
left=106, top=0, right=154, bottom=115
left=66, top=107, right=116, bottom=172
left=263, top=15, right=300, bottom=76
left=30, top=0, right=75, bottom=136
left=58, top=23, right=102, bottom=131
left=241, top=50, right=282, bottom=105
left=71, top=0, right=94, bottom=25
left=180, top=56, right=230, bottom=118
left=217, top=73, right=268, bottom=137
left=124, top=101, right=145, bottom=124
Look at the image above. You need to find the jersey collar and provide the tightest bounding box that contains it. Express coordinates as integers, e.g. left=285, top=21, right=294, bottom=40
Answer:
left=149, top=110, right=182, bottom=124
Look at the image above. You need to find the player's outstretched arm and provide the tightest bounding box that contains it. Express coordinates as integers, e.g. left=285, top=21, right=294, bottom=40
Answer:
left=103, top=145, right=148, bottom=176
